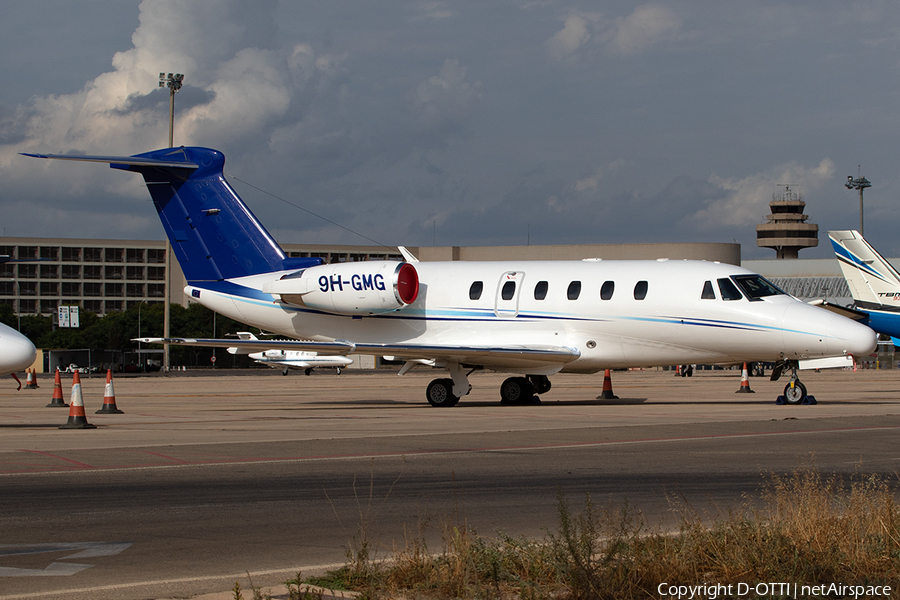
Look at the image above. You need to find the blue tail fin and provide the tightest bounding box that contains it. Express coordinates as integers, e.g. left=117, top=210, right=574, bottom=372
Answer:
left=24, top=147, right=321, bottom=282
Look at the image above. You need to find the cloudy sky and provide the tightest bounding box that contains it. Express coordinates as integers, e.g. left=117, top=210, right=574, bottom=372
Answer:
left=1, top=1, right=899, bottom=259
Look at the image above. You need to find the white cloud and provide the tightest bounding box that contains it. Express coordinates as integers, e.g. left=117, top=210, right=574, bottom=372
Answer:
left=610, top=4, right=682, bottom=55
left=693, top=158, right=835, bottom=229
left=545, top=15, right=592, bottom=60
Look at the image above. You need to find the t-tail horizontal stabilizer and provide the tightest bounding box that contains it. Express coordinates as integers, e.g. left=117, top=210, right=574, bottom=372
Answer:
left=23, top=148, right=322, bottom=282
left=829, top=230, right=900, bottom=309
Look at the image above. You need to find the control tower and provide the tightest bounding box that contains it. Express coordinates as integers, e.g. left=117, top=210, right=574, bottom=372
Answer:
left=756, top=185, right=818, bottom=259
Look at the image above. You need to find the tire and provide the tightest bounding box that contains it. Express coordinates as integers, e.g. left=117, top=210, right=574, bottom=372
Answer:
left=282, top=367, right=289, bottom=376
left=335, top=367, right=342, bottom=375
left=500, top=377, right=534, bottom=404
left=426, top=378, right=460, bottom=407
left=783, top=380, right=807, bottom=405
left=305, top=368, right=312, bottom=376
left=528, top=375, right=551, bottom=395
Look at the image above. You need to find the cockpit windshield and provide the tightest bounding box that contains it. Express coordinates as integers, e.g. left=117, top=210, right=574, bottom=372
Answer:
left=731, top=274, right=786, bottom=301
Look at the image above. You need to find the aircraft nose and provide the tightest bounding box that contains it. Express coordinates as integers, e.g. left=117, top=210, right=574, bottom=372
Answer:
left=781, top=302, right=876, bottom=360
left=826, top=312, right=876, bottom=358
left=1, top=329, right=37, bottom=374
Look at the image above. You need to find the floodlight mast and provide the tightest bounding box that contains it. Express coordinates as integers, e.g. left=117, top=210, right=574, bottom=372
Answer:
left=157, top=72, right=184, bottom=372
left=158, top=72, right=183, bottom=148
left=845, top=168, right=871, bottom=237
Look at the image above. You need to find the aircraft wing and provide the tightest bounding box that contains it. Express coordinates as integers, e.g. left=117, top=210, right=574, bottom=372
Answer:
left=135, top=337, right=580, bottom=369
left=135, top=337, right=354, bottom=355
left=353, top=342, right=579, bottom=369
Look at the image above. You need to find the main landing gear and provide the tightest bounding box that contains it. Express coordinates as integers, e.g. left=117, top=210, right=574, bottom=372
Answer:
left=770, top=359, right=813, bottom=405
left=424, top=363, right=552, bottom=407
left=499, top=375, right=550, bottom=405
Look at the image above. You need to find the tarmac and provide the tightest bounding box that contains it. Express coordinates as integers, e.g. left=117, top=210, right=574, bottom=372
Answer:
left=0, top=365, right=898, bottom=599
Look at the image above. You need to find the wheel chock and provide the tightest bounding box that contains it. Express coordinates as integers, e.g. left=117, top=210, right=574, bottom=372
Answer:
left=775, top=395, right=817, bottom=405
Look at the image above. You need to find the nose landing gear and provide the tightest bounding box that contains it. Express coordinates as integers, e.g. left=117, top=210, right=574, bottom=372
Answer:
left=771, top=360, right=817, bottom=405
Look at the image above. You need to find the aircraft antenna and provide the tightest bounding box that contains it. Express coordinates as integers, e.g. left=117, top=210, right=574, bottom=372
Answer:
left=226, top=173, right=394, bottom=249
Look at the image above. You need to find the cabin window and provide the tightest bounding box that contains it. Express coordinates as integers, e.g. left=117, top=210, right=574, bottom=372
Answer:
left=501, top=281, right=516, bottom=301
left=634, top=280, right=648, bottom=300
left=717, top=278, right=743, bottom=301
left=701, top=280, right=716, bottom=300
left=534, top=280, right=548, bottom=300
left=600, top=280, right=615, bottom=300
left=731, top=274, right=786, bottom=301
left=567, top=281, right=582, bottom=300
left=469, top=281, right=483, bottom=300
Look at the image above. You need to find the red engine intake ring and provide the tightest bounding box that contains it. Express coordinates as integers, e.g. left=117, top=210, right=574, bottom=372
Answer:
left=395, top=262, right=419, bottom=305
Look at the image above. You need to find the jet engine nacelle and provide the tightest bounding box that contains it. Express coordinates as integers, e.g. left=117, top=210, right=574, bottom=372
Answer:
left=263, top=261, right=419, bottom=316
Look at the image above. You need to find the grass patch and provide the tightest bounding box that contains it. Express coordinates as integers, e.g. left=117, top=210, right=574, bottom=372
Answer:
left=309, top=469, right=900, bottom=599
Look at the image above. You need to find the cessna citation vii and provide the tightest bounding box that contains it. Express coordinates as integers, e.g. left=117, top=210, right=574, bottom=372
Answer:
left=24, top=147, right=875, bottom=406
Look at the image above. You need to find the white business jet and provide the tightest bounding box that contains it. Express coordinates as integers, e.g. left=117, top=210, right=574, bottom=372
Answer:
left=24, top=147, right=875, bottom=405
left=227, top=332, right=353, bottom=375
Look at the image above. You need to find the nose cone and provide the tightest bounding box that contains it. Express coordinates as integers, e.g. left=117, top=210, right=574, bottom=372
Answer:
left=782, top=302, right=876, bottom=359
left=827, top=312, right=877, bottom=358
left=0, top=326, right=37, bottom=375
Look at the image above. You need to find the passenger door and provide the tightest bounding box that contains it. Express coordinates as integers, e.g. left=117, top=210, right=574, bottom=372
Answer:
left=495, top=271, right=523, bottom=318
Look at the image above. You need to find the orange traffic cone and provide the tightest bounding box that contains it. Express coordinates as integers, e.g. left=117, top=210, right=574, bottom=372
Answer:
left=96, top=369, right=123, bottom=414
left=596, top=369, right=619, bottom=400
left=59, top=371, right=96, bottom=429
left=46, top=369, right=68, bottom=407
left=735, top=362, right=755, bottom=393
left=25, top=369, right=38, bottom=389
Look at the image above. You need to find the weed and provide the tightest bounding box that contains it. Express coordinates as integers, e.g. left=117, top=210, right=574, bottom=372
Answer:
left=314, top=468, right=900, bottom=599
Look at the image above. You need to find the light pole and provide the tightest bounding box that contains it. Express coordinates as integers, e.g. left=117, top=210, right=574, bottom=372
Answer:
left=158, top=73, right=184, bottom=147
left=137, top=300, right=147, bottom=372
left=5, top=278, right=20, bottom=331
left=158, top=72, right=184, bottom=373
left=845, top=170, right=871, bottom=236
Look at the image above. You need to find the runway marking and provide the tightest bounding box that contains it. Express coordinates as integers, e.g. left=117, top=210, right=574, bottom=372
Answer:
left=0, top=561, right=344, bottom=598
left=0, top=542, right=132, bottom=577
left=15, top=450, right=94, bottom=469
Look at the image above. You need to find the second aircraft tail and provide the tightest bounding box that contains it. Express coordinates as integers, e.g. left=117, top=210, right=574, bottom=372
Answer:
left=829, top=229, right=900, bottom=309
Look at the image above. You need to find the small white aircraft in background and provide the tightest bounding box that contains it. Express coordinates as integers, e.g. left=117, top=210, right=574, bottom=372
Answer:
left=25, top=147, right=876, bottom=406
left=227, top=332, right=353, bottom=375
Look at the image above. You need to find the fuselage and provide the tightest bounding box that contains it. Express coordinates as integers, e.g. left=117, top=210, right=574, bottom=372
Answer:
left=189, top=258, right=875, bottom=373
left=0, top=323, right=37, bottom=376
left=250, top=349, right=353, bottom=370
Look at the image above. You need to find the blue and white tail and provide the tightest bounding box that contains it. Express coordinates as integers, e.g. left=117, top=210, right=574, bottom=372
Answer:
left=23, top=146, right=320, bottom=283
left=829, top=230, right=900, bottom=310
